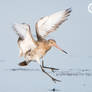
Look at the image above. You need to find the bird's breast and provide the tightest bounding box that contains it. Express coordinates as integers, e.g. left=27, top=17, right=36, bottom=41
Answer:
left=25, top=42, right=51, bottom=60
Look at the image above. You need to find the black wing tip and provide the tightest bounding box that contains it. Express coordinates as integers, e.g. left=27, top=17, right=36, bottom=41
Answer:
left=64, top=8, right=72, bottom=17
left=66, top=8, right=72, bottom=13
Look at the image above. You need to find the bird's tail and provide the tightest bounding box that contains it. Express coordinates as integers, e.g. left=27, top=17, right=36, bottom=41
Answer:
left=19, top=61, right=28, bottom=66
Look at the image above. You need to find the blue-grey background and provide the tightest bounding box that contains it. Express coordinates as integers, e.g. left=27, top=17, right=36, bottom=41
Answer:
left=0, top=0, right=92, bottom=92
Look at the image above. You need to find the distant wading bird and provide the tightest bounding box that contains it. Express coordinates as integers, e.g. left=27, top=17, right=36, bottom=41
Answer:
left=13, top=8, right=72, bottom=82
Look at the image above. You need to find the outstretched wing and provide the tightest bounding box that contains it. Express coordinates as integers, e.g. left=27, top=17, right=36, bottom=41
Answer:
left=13, top=23, right=37, bottom=54
left=36, top=8, right=72, bottom=40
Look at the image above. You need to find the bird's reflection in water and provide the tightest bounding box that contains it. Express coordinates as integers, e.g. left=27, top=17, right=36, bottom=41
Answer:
left=48, top=88, right=61, bottom=92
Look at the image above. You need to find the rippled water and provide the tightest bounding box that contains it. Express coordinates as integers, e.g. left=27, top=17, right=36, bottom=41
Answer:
left=0, top=57, right=92, bottom=92
left=7, top=68, right=92, bottom=77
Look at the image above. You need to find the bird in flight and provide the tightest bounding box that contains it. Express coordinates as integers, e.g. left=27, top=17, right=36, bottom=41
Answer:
left=13, top=8, right=72, bottom=82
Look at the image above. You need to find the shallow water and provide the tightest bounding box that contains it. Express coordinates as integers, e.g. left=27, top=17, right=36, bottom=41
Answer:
left=0, top=57, right=92, bottom=92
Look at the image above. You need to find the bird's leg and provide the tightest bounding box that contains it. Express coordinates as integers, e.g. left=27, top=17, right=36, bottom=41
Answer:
left=40, top=65, right=61, bottom=83
left=42, top=60, right=59, bottom=72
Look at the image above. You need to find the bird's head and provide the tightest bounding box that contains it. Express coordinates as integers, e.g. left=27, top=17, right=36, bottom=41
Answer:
left=48, top=39, right=68, bottom=54
left=48, top=39, right=56, bottom=46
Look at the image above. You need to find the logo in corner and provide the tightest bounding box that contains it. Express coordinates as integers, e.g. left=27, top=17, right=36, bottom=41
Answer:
left=88, top=3, right=92, bottom=14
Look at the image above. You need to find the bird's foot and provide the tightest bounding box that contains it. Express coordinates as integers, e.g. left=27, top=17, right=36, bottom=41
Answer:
left=50, top=67, right=59, bottom=73
left=52, top=77, right=61, bottom=83
left=43, top=66, right=59, bottom=73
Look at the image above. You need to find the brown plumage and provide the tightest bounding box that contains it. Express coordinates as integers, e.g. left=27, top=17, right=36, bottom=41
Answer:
left=13, top=8, right=72, bottom=82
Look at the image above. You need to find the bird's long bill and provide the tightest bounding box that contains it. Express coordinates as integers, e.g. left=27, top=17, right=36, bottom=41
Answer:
left=54, top=44, right=68, bottom=54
